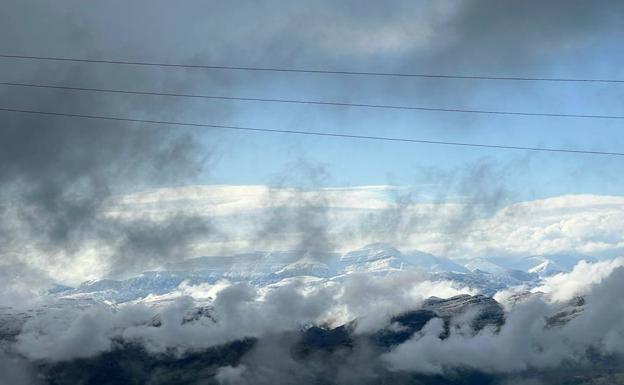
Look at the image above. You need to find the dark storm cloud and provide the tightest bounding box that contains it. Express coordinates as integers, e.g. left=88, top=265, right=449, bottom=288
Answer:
left=0, top=106, right=199, bottom=242
left=0, top=59, right=223, bottom=278
left=252, top=160, right=336, bottom=261
left=357, top=189, right=420, bottom=247
left=0, top=348, right=38, bottom=385
left=357, top=157, right=523, bottom=254
left=434, top=0, right=622, bottom=70
left=3, top=0, right=620, bottom=112
left=103, top=215, right=218, bottom=278
left=429, top=159, right=513, bottom=253
left=223, top=333, right=384, bottom=385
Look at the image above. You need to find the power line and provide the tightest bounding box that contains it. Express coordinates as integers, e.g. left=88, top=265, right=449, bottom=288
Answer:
left=1, top=106, right=622, bottom=156
left=1, top=81, right=622, bottom=120
left=1, top=53, right=622, bottom=84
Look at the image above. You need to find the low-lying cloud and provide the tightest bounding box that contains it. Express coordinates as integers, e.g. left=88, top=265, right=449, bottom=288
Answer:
left=1, top=258, right=623, bottom=384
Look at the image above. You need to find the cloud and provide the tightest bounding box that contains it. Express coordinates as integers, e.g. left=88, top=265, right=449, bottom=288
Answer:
left=0, top=263, right=56, bottom=308
left=532, top=257, right=624, bottom=302
left=99, top=184, right=624, bottom=259
left=2, top=0, right=623, bottom=287
left=215, top=365, right=247, bottom=385
left=10, top=270, right=471, bottom=361
left=5, top=260, right=624, bottom=383
left=1, top=1, right=624, bottom=382
left=330, top=271, right=475, bottom=333
left=382, top=266, right=624, bottom=374
left=0, top=348, right=38, bottom=385
left=248, top=160, right=340, bottom=263
left=16, top=307, right=116, bottom=361
left=0, top=52, right=228, bottom=284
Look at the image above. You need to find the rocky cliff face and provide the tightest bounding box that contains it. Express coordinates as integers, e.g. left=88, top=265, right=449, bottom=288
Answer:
left=422, top=294, right=505, bottom=331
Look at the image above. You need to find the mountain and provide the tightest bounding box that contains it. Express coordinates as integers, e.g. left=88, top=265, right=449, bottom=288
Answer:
left=165, top=252, right=287, bottom=279
left=341, top=243, right=468, bottom=274
left=29, top=245, right=606, bottom=305
left=528, top=258, right=567, bottom=276
left=1, top=245, right=618, bottom=385
left=463, top=258, right=507, bottom=275
left=422, top=294, right=505, bottom=331
left=74, top=272, right=188, bottom=302
left=271, top=259, right=332, bottom=279
left=403, top=250, right=470, bottom=274
left=340, top=243, right=408, bottom=274
left=31, top=294, right=509, bottom=385
left=502, top=254, right=598, bottom=277
left=461, top=254, right=599, bottom=280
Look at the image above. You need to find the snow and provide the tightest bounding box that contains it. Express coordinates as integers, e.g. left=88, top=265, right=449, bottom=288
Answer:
left=464, top=258, right=507, bottom=275
left=6, top=244, right=604, bottom=310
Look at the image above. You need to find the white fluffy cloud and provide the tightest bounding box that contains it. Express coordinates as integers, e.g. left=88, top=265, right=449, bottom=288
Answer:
left=383, top=266, right=624, bottom=373
left=532, top=257, right=624, bottom=302
left=12, top=263, right=624, bottom=377
left=12, top=271, right=472, bottom=361
left=4, top=185, right=624, bottom=285
left=106, top=186, right=624, bottom=259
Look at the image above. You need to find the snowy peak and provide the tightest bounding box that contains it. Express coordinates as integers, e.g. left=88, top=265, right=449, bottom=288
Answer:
left=518, top=255, right=597, bottom=277
left=339, top=243, right=469, bottom=274
left=477, top=254, right=598, bottom=278
left=402, top=251, right=469, bottom=274
left=464, top=258, right=507, bottom=275
left=43, top=245, right=604, bottom=305
left=340, top=243, right=409, bottom=274
left=340, top=243, right=402, bottom=264
left=422, top=294, right=505, bottom=331
left=528, top=259, right=565, bottom=276
left=273, top=259, right=331, bottom=279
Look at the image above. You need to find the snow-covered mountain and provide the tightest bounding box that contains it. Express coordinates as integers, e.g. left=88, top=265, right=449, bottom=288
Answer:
left=272, top=259, right=332, bottom=279
left=464, top=258, right=507, bottom=275
left=493, top=254, right=598, bottom=278
left=461, top=254, right=598, bottom=279
left=25, top=244, right=603, bottom=305
left=340, top=243, right=469, bottom=274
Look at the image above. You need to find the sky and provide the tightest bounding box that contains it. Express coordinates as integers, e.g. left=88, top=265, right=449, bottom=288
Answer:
left=2, top=0, right=624, bottom=283
left=4, top=3, right=624, bottom=383
left=1, top=0, right=624, bottom=202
